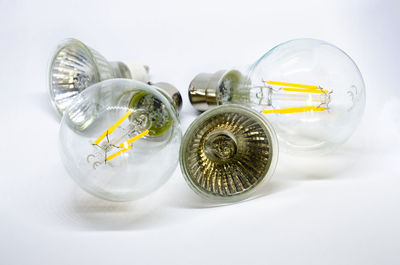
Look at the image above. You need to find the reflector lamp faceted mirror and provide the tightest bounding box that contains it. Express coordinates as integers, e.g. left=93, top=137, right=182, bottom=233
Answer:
left=180, top=104, right=278, bottom=203
left=49, top=38, right=149, bottom=116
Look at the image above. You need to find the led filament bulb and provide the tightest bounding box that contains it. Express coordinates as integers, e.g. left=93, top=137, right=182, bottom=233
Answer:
left=180, top=105, right=278, bottom=203
left=189, top=39, right=366, bottom=155
left=59, top=79, right=181, bottom=201
left=49, top=38, right=149, bottom=116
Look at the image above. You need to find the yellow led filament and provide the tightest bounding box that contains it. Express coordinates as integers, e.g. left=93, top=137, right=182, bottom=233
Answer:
left=93, top=110, right=149, bottom=161
left=262, top=106, right=326, bottom=114
left=94, top=109, right=134, bottom=145
left=105, top=130, right=149, bottom=161
left=262, top=80, right=329, bottom=114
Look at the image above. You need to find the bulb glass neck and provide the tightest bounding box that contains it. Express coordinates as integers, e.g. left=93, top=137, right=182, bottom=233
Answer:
left=148, top=82, right=183, bottom=114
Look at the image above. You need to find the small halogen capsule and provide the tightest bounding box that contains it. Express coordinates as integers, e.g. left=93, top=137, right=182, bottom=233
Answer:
left=180, top=105, right=278, bottom=203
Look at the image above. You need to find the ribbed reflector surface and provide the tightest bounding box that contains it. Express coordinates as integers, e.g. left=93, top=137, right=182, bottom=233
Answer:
left=181, top=106, right=274, bottom=198
left=49, top=39, right=115, bottom=116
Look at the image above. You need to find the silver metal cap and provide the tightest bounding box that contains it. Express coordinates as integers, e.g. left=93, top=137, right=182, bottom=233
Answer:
left=149, top=82, right=183, bottom=113
left=188, top=70, right=229, bottom=112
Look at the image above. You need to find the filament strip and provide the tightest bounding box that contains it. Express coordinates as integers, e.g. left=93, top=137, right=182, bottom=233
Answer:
left=94, top=110, right=134, bottom=145
left=266, top=80, right=318, bottom=90
left=120, top=130, right=150, bottom=147
left=262, top=106, right=327, bottom=114
left=281, top=87, right=328, bottom=94
left=106, top=130, right=149, bottom=161
left=106, top=146, right=132, bottom=161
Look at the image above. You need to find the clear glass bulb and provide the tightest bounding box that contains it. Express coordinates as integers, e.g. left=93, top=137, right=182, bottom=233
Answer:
left=59, top=79, right=181, bottom=201
left=180, top=105, right=278, bottom=203
left=189, top=38, right=366, bottom=155
left=49, top=38, right=149, bottom=116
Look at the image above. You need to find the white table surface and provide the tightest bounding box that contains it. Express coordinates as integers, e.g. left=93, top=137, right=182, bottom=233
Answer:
left=1, top=0, right=400, bottom=264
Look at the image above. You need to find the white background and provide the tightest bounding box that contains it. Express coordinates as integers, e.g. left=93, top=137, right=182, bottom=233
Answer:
left=1, top=0, right=400, bottom=264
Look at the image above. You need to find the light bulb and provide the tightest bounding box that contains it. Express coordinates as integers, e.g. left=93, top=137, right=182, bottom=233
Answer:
left=49, top=38, right=149, bottom=116
left=180, top=105, right=278, bottom=203
left=59, top=79, right=181, bottom=201
left=188, top=39, right=366, bottom=155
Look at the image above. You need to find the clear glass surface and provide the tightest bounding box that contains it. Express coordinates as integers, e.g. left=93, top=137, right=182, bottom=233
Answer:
left=59, top=79, right=181, bottom=201
left=220, top=39, right=366, bottom=155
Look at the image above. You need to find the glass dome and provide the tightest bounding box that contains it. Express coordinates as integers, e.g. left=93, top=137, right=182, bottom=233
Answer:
left=247, top=38, right=366, bottom=155
left=188, top=38, right=366, bottom=155
left=59, top=79, right=181, bottom=201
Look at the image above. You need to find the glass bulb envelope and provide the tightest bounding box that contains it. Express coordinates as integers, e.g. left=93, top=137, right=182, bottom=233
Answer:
left=189, top=39, right=366, bottom=155
left=59, top=79, right=181, bottom=201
